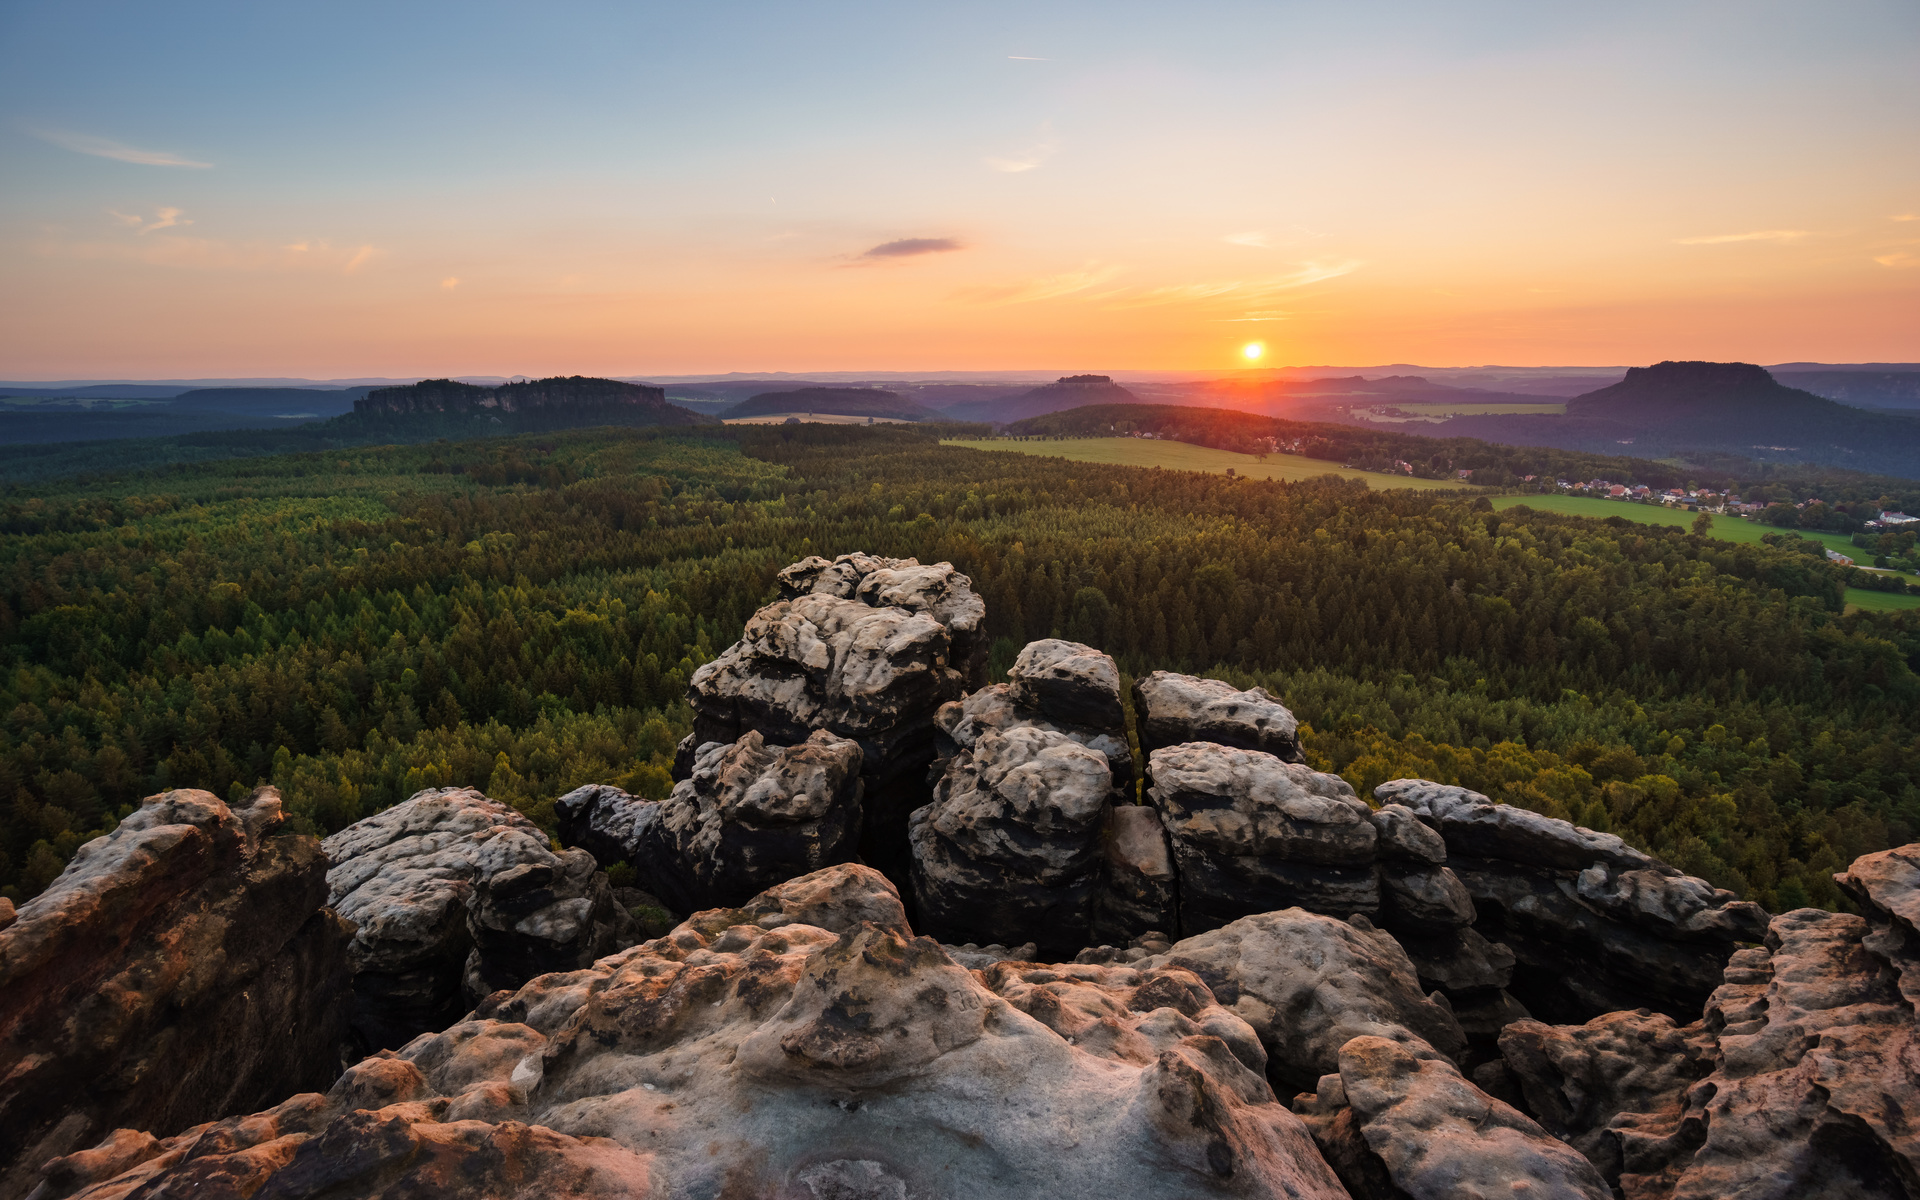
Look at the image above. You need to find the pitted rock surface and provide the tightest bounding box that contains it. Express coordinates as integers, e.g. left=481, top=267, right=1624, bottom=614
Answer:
left=1133, top=672, right=1303, bottom=764
left=558, top=729, right=864, bottom=915
left=1006, top=638, right=1127, bottom=733
left=1294, top=1035, right=1612, bottom=1200
left=1376, top=778, right=1768, bottom=1022
left=1139, top=907, right=1468, bottom=1093
left=323, top=787, right=632, bottom=1051
left=1148, top=742, right=1378, bottom=934
left=35, top=865, right=1351, bottom=1200
left=0, top=788, right=350, bottom=1200
left=688, top=554, right=985, bottom=886
left=910, top=725, right=1114, bottom=956
left=935, top=681, right=1133, bottom=792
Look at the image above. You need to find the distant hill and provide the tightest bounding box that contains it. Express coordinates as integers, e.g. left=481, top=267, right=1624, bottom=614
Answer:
left=358, top=376, right=707, bottom=425
left=1775, top=371, right=1920, bottom=411
left=173, top=387, right=370, bottom=417
left=724, top=387, right=943, bottom=421
left=1429, top=361, right=1920, bottom=479
left=941, top=375, right=1138, bottom=424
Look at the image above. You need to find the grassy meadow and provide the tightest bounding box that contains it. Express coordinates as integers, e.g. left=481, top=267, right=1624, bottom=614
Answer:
left=943, top=436, right=1470, bottom=491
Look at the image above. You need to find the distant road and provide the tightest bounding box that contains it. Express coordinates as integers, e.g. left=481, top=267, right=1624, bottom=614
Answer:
left=943, top=436, right=1470, bottom=491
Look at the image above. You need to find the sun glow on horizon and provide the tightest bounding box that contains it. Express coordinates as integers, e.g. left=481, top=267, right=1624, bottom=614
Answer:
left=1241, top=341, right=1266, bottom=363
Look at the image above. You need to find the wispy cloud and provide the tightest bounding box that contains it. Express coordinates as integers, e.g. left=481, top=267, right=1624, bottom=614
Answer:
left=441, top=276, right=461, bottom=289
left=1673, top=229, right=1810, bottom=245
left=107, top=206, right=191, bottom=234
left=1222, top=310, right=1295, bottom=323
left=857, top=237, right=964, bottom=261
left=1894, top=214, right=1918, bottom=222
left=953, top=263, right=1122, bottom=306
left=45, top=233, right=379, bottom=274
left=344, top=246, right=375, bottom=273
left=986, top=125, right=1058, bottom=173
left=1007, top=56, right=1050, bottom=61
left=1224, top=231, right=1272, bottom=248
left=1876, top=252, right=1919, bottom=269
left=1099, top=261, right=1362, bottom=309
left=30, top=127, right=211, bottom=168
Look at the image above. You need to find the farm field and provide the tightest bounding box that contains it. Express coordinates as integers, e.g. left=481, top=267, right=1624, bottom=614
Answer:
left=943, top=437, right=1469, bottom=491
left=1845, top=588, right=1920, bottom=612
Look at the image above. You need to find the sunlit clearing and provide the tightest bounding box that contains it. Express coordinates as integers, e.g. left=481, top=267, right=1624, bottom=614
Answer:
left=1242, top=341, right=1265, bottom=362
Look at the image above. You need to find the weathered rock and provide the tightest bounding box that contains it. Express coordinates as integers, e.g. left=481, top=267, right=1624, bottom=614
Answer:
left=557, top=729, right=865, bottom=915
left=1296, top=1035, right=1612, bottom=1200
left=1093, top=803, right=1181, bottom=945
left=940, top=940, right=1039, bottom=970
left=935, top=680, right=1134, bottom=792
left=1007, top=637, right=1127, bottom=732
left=910, top=725, right=1113, bottom=956
left=1369, top=803, right=1445, bottom=864
left=1376, top=778, right=1769, bottom=1022
left=1478, top=845, right=1920, bottom=1198
left=687, top=553, right=985, bottom=886
left=36, top=865, right=1352, bottom=1200
left=1149, top=742, right=1379, bottom=935
left=0, top=898, right=13, bottom=931
left=1141, top=907, right=1468, bottom=1093
left=0, top=788, right=352, bottom=1200
left=1134, top=671, right=1303, bottom=764
left=323, top=787, right=633, bottom=1051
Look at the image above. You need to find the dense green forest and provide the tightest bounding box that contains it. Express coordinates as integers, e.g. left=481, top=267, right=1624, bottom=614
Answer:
left=1006, top=403, right=1920, bottom=515
left=4, top=423, right=1917, bottom=918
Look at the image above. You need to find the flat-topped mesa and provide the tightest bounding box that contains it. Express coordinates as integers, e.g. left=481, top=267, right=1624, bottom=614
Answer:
left=323, top=787, right=635, bottom=1052
left=0, top=787, right=352, bottom=1200
left=1133, top=671, right=1304, bottom=765
left=355, top=375, right=675, bottom=416
left=557, top=729, right=865, bottom=916
left=1375, top=778, right=1770, bottom=1024
left=685, top=552, right=986, bottom=888
left=35, top=864, right=1362, bottom=1200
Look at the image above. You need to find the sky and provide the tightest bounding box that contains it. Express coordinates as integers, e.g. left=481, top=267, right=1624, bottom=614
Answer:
left=0, top=0, right=1915, bottom=378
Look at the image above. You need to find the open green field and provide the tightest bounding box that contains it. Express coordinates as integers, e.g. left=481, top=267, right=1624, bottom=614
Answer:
left=1492, top=494, right=1920, bottom=610
left=1396, top=401, right=1565, bottom=416
left=944, top=437, right=1470, bottom=491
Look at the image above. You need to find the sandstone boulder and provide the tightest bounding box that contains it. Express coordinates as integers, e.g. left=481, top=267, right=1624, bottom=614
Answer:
left=0, top=788, right=351, bottom=1200
left=1093, top=803, right=1181, bottom=945
left=323, top=787, right=633, bottom=1051
left=687, top=553, right=985, bottom=884
left=34, top=865, right=1352, bottom=1200
left=1294, top=1035, right=1612, bottom=1200
left=1007, top=637, right=1127, bottom=732
left=910, top=725, right=1113, bottom=956
left=557, top=729, right=864, bottom=915
left=1134, top=671, right=1303, bottom=763
left=1376, top=778, right=1769, bottom=1023
left=1148, top=742, right=1378, bottom=935
left=1141, top=906, right=1468, bottom=1093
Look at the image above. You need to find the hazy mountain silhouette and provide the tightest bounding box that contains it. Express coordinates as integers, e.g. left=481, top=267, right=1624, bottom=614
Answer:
left=939, top=375, right=1139, bottom=424
left=724, top=387, right=944, bottom=421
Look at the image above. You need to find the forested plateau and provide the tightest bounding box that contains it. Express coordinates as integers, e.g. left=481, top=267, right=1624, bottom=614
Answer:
left=3, top=422, right=1916, bottom=915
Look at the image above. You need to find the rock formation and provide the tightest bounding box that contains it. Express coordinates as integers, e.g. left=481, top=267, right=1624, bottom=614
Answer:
left=323, top=787, right=633, bottom=1051
left=556, top=728, right=865, bottom=914
left=35, top=866, right=1355, bottom=1200
left=1134, top=671, right=1304, bottom=764
left=912, top=639, right=1137, bottom=954
left=1148, top=742, right=1380, bottom=934
left=0, top=788, right=352, bottom=1200
left=1375, top=778, right=1769, bottom=1023
left=684, top=552, right=985, bottom=885
left=354, top=375, right=711, bottom=425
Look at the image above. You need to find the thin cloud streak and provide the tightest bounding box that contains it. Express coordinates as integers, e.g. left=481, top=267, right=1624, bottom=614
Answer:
left=1224, top=231, right=1272, bottom=248
left=858, top=237, right=964, bottom=260
left=1097, top=261, right=1362, bottom=309
left=1674, top=230, right=1810, bottom=245
left=30, top=127, right=211, bottom=167
left=953, top=263, right=1122, bottom=306
left=986, top=125, right=1058, bottom=173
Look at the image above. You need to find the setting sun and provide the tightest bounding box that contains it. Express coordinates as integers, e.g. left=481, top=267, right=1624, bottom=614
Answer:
left=1241, top=341, right=1266, bottom=363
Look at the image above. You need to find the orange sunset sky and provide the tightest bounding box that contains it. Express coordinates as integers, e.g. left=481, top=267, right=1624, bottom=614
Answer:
left=1, top=1, right=1915, bottom=379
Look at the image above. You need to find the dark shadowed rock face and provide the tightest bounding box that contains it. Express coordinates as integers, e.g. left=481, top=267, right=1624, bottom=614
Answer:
left=323, top=787, right=633, bottom=1052
left=556, top=728, right=865, bottom=915
left=34, top=865, right=1353, bottom=1200
left=910, top=726, right=1113, bottom=956
left=1375, top=779, right=1769, bottom=1024
left=0, top=788, right=351, bottom=1200
left=1008, top=638, right=1127, bottom=732
left=1134, top=672, right=1303, bottom=764
left=1149, top=742, right=1378, bottom=935
left=686, top=553, right=985, bottom=888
